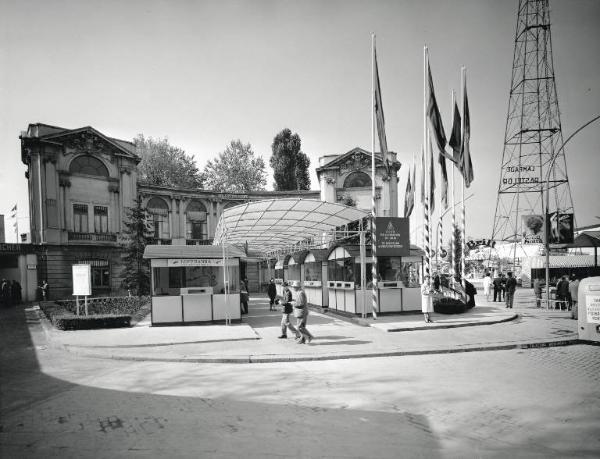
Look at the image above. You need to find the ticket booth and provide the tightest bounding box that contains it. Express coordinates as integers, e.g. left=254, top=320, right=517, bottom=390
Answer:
left=143, top=244, right=244, bottom=325
left=302, top=249, right=329, bottom=308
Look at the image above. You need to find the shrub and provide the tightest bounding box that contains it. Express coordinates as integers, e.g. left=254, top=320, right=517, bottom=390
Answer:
left=55, top=296, right=149, bottom=316
left=433, top=296, right=467, bottom=314
left=52, top=314, right=131, bottom=331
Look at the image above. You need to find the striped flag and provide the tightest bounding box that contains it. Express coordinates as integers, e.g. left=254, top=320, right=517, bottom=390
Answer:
left=429, top=136, right=436, bottom=214
left=374, top=47, right=388, bottom=157
left=462, top=77, right=474, bottom=187
left=404, top=164, right=414, bottom=217
left=448, top=101, right=462, bottom=167
left=427, top=61, right=446, bottom=158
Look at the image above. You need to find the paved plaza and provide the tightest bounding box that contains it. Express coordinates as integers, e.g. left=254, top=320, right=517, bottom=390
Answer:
left=1, top=290, right=599, bottom=458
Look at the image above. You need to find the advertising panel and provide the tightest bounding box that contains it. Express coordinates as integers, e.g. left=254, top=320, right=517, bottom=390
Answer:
left=375, top=217, right=410, bottom=256
left=72, top=264, right=91, bottom=296
left=548, top=212, right=574, bottom=244
left=521, top=215, right=544, bottom=244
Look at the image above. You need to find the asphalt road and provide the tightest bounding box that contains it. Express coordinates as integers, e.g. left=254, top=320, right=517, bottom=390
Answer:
left=1, top=305, right=599, bottom=458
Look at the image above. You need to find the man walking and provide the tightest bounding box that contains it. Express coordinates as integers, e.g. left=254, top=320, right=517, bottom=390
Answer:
left=493, top=273, right=503, bottom=302
left=569, top=274, right=580, bottom=319
left=505, top=272, right=517, bottom=309
left=292, top=281, right=314, bottom=344
left=278, top=282, right=300, bottom=340
left=267, top=278, right=277, bottom=312
left=556, top=275, right=570, bottom=310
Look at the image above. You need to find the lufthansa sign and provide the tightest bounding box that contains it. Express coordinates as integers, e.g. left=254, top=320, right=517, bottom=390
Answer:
left=375, top=217, right=410, bottom=257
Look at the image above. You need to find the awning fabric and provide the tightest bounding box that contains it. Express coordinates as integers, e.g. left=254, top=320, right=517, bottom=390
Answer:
left=213, top=199, right=369, bottom=255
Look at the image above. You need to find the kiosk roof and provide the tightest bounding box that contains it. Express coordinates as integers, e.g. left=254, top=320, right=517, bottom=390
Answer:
left=143, top=244, right=246, bottom=259
left=213, top=198, right=369, bottom=254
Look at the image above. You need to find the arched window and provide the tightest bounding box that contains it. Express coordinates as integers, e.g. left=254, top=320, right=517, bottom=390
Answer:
left=185, top=200, right=207, bottom=240
left=69, top=155, right=109, bottom=177
left=147, top=197, right=170, bottom=239
left=343, top=171, right=371, bottom=188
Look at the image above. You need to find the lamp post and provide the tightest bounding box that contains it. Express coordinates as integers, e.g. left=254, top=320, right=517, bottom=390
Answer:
left=543, top=115, right=600, bottom=307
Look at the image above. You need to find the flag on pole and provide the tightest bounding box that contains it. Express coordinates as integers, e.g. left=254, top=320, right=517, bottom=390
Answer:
left=374, top=47, right=388, bottom=158
left=462, top=77, right=474, bottom=187
left=10, top=204, right=17, bottom=218
left=448, top=101, right=462, bottom=167
left=438, top=144, right=448, bottom=210
left=426, top=61, right=447, bottom=158
left=420, top=146, right=426, bottom=203
left=404, top=164, right=414, bottom=217
left=429, top=135, right=436, bottom=214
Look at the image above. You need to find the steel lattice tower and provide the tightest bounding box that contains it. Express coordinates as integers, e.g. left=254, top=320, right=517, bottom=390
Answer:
left=492, top=0, right=574, bottom=258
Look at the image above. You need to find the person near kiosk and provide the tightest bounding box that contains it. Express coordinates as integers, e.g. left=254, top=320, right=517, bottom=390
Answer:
left=278, top=282, right=300, bottom=340
left=267, top=278, right=277, bottom=312
left=292, top=281, right=313, bottom=344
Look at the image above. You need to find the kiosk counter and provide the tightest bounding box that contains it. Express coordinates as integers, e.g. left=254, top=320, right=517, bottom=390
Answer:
left=143, top=244, right=245, bottom=325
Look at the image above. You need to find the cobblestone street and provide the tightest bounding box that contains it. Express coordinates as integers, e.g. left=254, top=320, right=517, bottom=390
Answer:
left=1, top=303, right=599, bottom=458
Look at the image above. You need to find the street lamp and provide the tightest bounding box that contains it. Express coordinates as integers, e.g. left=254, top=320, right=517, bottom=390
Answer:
left=543, top=114, right=600, bottom=307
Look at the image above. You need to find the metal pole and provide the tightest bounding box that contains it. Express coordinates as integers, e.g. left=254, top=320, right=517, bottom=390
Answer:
left=371, top=33, right=378, bottom=319
left=360, top=230, right=367, bottom=319
left=460, top=67, right=466, bottom=288
left=543, top=114, right=600, bottom=308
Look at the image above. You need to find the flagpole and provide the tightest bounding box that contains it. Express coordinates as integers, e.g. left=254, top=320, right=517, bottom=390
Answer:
left=461, top=67, right=467, bottom=288
left=423, top=46, right=430, bottom=286
left=371, top=33, right=378, bottom=319
left=450, top=90, right=456, bottom=285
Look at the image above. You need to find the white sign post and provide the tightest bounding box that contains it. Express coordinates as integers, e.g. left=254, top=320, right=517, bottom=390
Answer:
left=72, top=264, right=92, bottom=316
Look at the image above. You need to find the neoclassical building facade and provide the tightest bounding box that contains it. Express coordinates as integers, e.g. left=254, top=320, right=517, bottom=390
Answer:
left=17, top=123, right=400, bottom=299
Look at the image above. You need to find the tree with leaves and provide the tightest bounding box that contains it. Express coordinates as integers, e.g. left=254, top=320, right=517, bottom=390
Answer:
left=270, top=128, right=311, bottom=191
left=202, top=140, right=267, bottom=193
left=121, top=196, right=152, bottom=295
left=135, top=134, right=203, bottom=189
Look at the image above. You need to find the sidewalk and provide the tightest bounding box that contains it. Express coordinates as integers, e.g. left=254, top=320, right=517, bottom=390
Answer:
left=39, top=289, right=580, bottom=363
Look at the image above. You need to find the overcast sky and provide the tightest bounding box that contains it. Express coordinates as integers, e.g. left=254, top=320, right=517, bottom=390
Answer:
left=1, top=0, right=599, bottom=243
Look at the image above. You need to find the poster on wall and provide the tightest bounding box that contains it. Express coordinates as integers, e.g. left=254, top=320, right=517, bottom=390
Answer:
left=522, top=215, right=544, bottom=244
left=375, top=217, right=410, bottom=256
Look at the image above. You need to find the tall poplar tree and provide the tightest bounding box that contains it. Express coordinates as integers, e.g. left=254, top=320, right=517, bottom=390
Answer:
left=270, top=128, right=311, bottom=191
left=121, top=196, right=152, bottom=295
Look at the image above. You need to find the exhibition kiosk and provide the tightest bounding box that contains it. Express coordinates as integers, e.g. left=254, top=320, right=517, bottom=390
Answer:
left=143, top=244, right=244, bottom=325
left=301, top=249, right=329, bottom=307
left=326, top=243, right=424, bottom=314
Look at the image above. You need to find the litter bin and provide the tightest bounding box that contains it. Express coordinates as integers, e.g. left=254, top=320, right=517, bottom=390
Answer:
left=577, top=276, right=600, bottom=343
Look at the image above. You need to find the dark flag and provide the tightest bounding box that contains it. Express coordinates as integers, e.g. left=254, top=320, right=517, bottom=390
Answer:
left=448, top=101, right=462, bottom=167
left=462, top=78, right=474, bottom=187
left=429, top=137, right=436, bottom=214
left=427, top=62, right=446, bottom=157
left=404, top=165, right=414, bottom=217
left=438, top=146, right=448, bottom=209
left=420, top=146, right=426, bottom=203
left=374, top=47, right=388, bottom=157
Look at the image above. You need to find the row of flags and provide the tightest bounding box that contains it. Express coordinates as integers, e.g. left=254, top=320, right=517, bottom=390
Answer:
left=401, top=58, right=474, bottom=218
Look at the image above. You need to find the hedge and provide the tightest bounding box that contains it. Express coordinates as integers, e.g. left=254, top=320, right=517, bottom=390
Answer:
left=39, top=296, right=149, bottom=330
left=52, top=314, right=131, bottom=331
left=55, top=296, right=149, bottom=316
left=433, top=297, right=468, bottom=314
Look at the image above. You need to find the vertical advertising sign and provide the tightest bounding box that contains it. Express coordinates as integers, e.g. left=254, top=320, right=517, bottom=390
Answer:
left=375, top=217, right=410, bottom=256
left=521, top=215, right=544, bottom=244
left=548, top=212, right=574, bottom=244
left=72, top=264, right=92, bottom=296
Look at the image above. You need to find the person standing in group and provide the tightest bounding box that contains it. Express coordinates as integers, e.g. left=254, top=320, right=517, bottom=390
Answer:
left=278, top=282, right=300, bottom=340
left=267, top=278, right=277, bottom=312
left=556, top=275, right=570, bottom=310
left=240, top=278, right=249, bottom=315
left=569, top=274, right=580, bottom=320
left=420, top=275, right=434, bottom=323
left=292, top=281, right=313, bottom=344
left=483, top=272, right=493, bottom=302
left=41, top=280, right=49, bottom=301
left=504, top=272, right=517, bottom=309
left=493, top=273, right=502, bottom=302
left=533, top=277, right=542, bottom=308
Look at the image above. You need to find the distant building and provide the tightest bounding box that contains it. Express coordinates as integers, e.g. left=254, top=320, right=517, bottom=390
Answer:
left=0, top=214, right=4, bottom=243
left=17, top=123, right=401, bottom=299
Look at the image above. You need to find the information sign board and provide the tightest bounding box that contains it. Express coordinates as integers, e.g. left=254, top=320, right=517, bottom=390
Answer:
left=585, top=295, right=600, bottom=324
left=375, top=217, right=410, bottom=257
left=72, top=264, right=91, bottom=296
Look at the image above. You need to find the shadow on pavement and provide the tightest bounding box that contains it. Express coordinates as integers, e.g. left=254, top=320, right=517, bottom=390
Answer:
left=0, top=303, right=443, bottom=458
